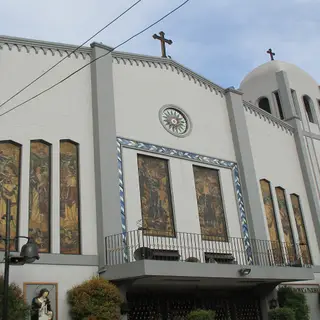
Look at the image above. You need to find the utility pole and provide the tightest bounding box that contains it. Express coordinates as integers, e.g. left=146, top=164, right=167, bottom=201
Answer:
left=2, top=198, right=11, bottom=320
left=1, top=198, right=40, bottom=320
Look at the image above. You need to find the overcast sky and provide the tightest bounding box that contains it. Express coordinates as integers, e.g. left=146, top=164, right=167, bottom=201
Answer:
left=1, top=0, right=319, bottom=88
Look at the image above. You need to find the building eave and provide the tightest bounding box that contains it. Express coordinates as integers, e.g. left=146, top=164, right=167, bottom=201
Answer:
left=0, top=35, right=227, bottom=96
left=0, top=35, right=232, bottom=98
left=0, top=35, right=92, bottom=58
left=111, top=49, right=226, bottom=96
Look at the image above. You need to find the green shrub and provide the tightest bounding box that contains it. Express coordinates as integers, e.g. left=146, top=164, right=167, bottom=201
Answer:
left=187, top=309, right=215, bottom=320
left=0, top=276, right=30, bottom=320
left=67, top=276, right=122, bottom=320
left=268, top=307, right=295, bottom=320
left=278, top=286, right=309, bottom=320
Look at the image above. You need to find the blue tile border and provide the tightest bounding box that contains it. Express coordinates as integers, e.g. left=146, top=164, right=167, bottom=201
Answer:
left=117, top=137, right=253, bottom=264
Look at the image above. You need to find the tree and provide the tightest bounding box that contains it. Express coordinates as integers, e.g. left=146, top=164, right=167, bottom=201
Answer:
left=268, top=307, right=295, bottom=320
left=278, top=286, right=309, bottom=320
left=0, top=276, right=30, bottom=320
left=67, top=276, right=123, bottom=320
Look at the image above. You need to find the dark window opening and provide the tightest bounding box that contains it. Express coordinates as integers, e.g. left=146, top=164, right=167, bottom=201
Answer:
left=303, top=95, right=315, bottom=123
left=274, top=91, right=284, bottom=120
left=258, top=97, right=271, bottom=114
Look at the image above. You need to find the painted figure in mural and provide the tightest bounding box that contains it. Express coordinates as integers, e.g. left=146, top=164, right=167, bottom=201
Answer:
left=193, top=166, right=227, bottom=241
left=0, top=143, right=21, bottom=250
left=260, top=181, right=278, bottom=242
left=60, top=142, right=80, bottom=254
left=31, top=289, right=53, bottom=320
left=138, top=155, right=175, bottom=236
left=260, top=180, right=283, bottom=264
left=276, top=188, right=296, bottom=262
left=290, top=194, right=312, bottom=265
left=29, top=142, right=50, bottom=252
left=63, top=165, right=78, bottom=222
left=30, top=167, right=49, bottom=222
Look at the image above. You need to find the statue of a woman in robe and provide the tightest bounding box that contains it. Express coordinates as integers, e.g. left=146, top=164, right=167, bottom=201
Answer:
left=31, top=288, right=53, bottom=320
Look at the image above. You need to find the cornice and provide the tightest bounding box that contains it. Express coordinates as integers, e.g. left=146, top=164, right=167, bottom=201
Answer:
left=243, top=101, right=295, bottom=135
left=112, top=50, right=225, bottom=97
left=0, top=35, right=91, bottom=59
left=90, top=41, right=113, bottom=52
left=225, top=87, right=243, bottom=95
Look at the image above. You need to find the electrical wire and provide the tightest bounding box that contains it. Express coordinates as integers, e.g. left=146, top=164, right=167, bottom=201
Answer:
left=0, top=0, right=190, bottom=118
left=0, top=0, right=143, bottom=110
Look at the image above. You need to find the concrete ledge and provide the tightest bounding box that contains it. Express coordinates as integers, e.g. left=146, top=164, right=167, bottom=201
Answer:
left=0, top=253, right=98, bottom=266
left=102, top=261, right=315, bottom=282
left=101, top=260, right=146, bottom=280
left=313, top=265, right=320, bottom=273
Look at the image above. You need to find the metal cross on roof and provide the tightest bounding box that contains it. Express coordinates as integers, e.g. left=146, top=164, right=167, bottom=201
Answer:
left=153, top=31, right=173, bottom=58
left=267, top=48, right=275, bottom=61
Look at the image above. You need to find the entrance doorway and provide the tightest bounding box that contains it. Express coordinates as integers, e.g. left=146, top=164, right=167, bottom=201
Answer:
left=127, top=289, right=261, bottom=320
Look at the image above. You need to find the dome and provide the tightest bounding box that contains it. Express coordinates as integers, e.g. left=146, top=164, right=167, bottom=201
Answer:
left=240, top=60, right=318, bottom=89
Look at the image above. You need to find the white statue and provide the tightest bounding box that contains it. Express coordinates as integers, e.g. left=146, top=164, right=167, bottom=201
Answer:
left=31, top=288, right=53, bottom=320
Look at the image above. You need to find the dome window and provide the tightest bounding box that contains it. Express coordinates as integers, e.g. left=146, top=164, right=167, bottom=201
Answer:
left=258, top=97, right=272, bottom=114
left=303, top=95, right=315, bottom=123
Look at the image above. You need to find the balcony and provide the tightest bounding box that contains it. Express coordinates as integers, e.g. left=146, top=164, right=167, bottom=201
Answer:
left=102, top=230, right=314, bottom=284
left=106, top=229, right=311, bottom=267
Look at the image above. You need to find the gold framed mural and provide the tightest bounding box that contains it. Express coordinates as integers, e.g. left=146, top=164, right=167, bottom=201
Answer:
left=137, top=154, right=175, bottom=237
left=193, top=165, right=228, bottom=242
left=23, top=282, right=58, bottom=320
left=290, top=194, right=312, bottom=265
left=60, top=140, right=81, bottom=254
left=275, top=187, right=296, bottom=263
left=28, top=140, right=51, bottom=253
left=0, top=141, right=21, bottom=251
left=260, top=179, right=282, bottom=264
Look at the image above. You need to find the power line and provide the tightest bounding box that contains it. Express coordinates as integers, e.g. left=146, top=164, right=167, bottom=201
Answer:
left=0, top=0, right=143, bottom=110
left=0, top=0, right=190, bottom=118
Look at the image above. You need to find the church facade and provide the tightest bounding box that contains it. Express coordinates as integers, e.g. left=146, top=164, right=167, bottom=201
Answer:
left=0, top=35, right=319, bottom=319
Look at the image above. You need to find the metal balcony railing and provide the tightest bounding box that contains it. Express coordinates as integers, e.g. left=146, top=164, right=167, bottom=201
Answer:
left=105, top=229, right=311, bottom=268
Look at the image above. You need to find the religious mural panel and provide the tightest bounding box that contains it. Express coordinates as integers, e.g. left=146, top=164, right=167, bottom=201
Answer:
left=137, top=154, right=175, bottom=237
left=290, top=194, right=312, bottom=265
left=60, top=141, right=81, bottom=254
left=260, top=180, right=282, bottom=264
left=275, top=187, right=296, bottom=263
left=193, top=166, right=228, bottom=241
left=0, top=141, right=21, bottom=251
left=28, top=141, right=51, bottom=253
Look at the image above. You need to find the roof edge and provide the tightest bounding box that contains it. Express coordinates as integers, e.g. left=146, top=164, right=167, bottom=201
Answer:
left=112, top=50, right=226, bottom=95
left=243, top=100, right=295, bottom=133
left=0, top=35, right=227, bottom=95
left=0, top=35, right=92, bottom=56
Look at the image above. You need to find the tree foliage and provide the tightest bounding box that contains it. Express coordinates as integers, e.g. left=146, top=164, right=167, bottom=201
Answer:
left=278, top=286, right=309, bottom=320
left=0, top=275, right=30, bottom=320
left=67, top=276, right=123, bottom=320
left=268, top=307, right=295, bottom=320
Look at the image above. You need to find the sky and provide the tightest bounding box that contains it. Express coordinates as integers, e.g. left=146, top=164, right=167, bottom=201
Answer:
left=1, top=0, right=320, bottom=88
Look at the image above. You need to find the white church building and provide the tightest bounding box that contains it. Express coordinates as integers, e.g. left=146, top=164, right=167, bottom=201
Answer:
left=0, top=34, right=319, bottom=320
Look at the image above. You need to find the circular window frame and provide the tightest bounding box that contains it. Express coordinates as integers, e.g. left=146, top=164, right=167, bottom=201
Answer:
left=159, top=104, right=192, bottom=138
